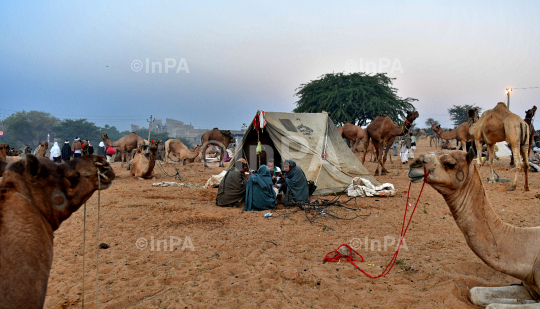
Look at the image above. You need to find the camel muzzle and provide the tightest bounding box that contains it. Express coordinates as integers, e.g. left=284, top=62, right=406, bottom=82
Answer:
left=408, top=157, right=427, bottom=183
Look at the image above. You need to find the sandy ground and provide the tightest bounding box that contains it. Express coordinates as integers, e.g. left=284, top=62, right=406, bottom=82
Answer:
left=44, top=138, right=540, bottom=309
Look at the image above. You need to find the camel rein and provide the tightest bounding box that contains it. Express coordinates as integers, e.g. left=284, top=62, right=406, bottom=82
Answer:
left=82, top=168, right=104, bottom=308
left=323, top=166, right=428, bottom=278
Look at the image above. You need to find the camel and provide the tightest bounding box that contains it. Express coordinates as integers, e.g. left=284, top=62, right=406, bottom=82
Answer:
left=338, top=122, right=365, bottom=152
left=164, top=139, right=201, bottom=165
left=185, top=145, right=202, bottom=163
left=429, top=131, right=441, bottom=148
left=416, top=129, right=427, bottom=138
left=0, top=143, right=9, bottom=161
left=101, top=132, right=146, bottom=163
left=469, top=102, right=529, bottom=191
left=361, top=111, right=419, bottom=176
left=8, top=149, right=22, bottom=156
left=36, top=142, right=48, bottom=157
left=200, top=128, right=235, bottom=167
left=0, top=154, right=115, bottom=308
left=432, top=123, right=475, bottom=151
left=408, top=149, right=540, bottom=308
left=130, top=139, right=161, bottom=179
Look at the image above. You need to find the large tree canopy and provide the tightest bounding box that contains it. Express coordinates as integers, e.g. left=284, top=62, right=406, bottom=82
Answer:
left=448, top=104, right=482, bottom=127
left=424, top=117, right=440, bottom=127
left=2, top=111, right=59, bottom=148
left=53, top=119, right=102, bottom=144
left=293, top=72, right=417, bottom=126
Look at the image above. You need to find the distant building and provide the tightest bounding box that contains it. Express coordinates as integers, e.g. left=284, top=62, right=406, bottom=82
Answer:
left=130, top=118, right=246, bottom=145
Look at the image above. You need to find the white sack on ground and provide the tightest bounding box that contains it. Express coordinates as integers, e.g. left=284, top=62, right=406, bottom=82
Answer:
left=347, top=177, right=397, bottom=197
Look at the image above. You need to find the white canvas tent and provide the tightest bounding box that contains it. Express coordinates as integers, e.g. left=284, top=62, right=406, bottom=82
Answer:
left=226, top=111, right=379, bottom=194
left=495, top=142, right=512, bottom=157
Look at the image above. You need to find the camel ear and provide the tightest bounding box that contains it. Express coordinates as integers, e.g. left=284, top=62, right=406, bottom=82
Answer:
left=65, top=170, right=80, bottom=188
left=466, top=147, right=475, bottom=165
left=26, top=154, right=41, bottom=178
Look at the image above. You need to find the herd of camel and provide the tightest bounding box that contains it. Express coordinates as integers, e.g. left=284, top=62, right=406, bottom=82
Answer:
left=0, top=101, right=539, bottom=308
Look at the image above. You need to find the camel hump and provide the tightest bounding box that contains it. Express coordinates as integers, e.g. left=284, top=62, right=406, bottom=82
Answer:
left=213, top=127, right=219, bottom=130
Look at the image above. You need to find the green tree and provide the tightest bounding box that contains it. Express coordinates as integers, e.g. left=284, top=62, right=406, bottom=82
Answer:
left=448, top=105, right=482, bottom=127
left=133, top=128, right=170, bottom=143
left=424, top=117, right=440, bottom=127
left=53, top=119, right=102, bottom=144
left=293, top=72, right=417, bottom=126
left=2, top=111, right=59, bottom=148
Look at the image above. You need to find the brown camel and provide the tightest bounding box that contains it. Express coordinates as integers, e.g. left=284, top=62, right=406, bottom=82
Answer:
left=469, top=102, right=529, bottom=191
left=164, top=139, right=201, bottom=165
left=338, top=122, right=365, bottom=152
left=101, top=132, right=145, bottom=163
left=361, top=111, right=419, bottom=176
left=0, top=158, right=7, bottom=176
left=432, top=123, right=475, bottom=151
left=36, top=142, right=48, bottom=157
left=408, top=149, right=540, bottom=307
left=130, top=139, right=161, bottom=179
left=0, top=143, right=9, bottom=161
left=429, top=131, right=441, bottom=148
left=185, top=145, right=202, bottom=163
left=200, top=128, right=235, bottom=167
left=0, top=154, right=115, bottom=308
left=8, top=149, right=22, bottom=156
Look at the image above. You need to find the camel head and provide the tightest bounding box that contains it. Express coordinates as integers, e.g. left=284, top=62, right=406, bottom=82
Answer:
left=403, top=111, right=419, bottom=133
left=432, top=124, right=444, bottom=136
left=149, top=139, right=162, bottom=153
left=9, top=149, right=22, bottom=156
left=101, top=133, right=112, bottom=147
left=408, top=148, right=476, bottom=196
left=467, top=108, right=479, bottom=126
left=525, top=105, right=537, bottom=121
left=221, top=130, right=235, bottom=143
left=36, top=142, right=48, bottom=157
left=0, top=143, right=9, bottom=160
left=4, top=154, right=115, bottom=230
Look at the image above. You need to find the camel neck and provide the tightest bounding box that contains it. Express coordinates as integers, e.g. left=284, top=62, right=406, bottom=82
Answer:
left=438, top=128, right=457, bottom=140
left=442, top=165, right=537, bottom=282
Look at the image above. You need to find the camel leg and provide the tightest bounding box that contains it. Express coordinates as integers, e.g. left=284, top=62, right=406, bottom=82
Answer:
left=381, top=143, right=391, bottom=175
left=219, top=147, right=225, bottom=167
left=487, top=144, right=496, bottom=183
left=508, top=146, right=521, bottom=191
left=361, top=136, right=370, bottom=165
left=520, top=143, right=530, bottom=191
left=475, top=140, right=484, bottom=170
left=372, top=141, right=381, bottom=176
left=469, top=286, right=537, bottom=307
left=201, top=144, right=209, bottom=167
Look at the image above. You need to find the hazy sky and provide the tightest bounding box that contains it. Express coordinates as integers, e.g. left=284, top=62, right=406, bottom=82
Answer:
left=1, top=1, right=539, bottom=131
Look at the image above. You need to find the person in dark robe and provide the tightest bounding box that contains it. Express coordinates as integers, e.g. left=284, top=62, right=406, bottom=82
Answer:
left=216, top=159, right=250, bottom=206
left=61, top=140, right=72, bottom=162
left=87, top=141, right=94, bottom=155
left=97, top=141, right=106, bottom=157
left=279, top=160, right=309, bottom=205
left=244, top=165, right=276, bottom=211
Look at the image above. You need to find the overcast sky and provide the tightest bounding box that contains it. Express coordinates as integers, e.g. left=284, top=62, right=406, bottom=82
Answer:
left=1, top=1, right=539, bottom=131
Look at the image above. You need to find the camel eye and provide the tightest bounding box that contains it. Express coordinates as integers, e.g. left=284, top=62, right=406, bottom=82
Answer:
left=444, top=162, right=456, bottom=169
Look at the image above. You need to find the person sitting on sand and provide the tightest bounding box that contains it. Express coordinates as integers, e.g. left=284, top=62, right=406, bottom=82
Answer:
left=216, top=158, right=251, bottom=206
left=278, top=160, right=309, bottom=205
left=243, top=165, right=276, bottom=211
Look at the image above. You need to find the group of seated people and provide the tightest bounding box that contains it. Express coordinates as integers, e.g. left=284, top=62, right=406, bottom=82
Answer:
left=216, top=158, right=310, bottom=211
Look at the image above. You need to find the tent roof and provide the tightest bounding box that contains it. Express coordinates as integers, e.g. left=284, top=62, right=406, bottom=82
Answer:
left=226, top=111, right=379, bottom=193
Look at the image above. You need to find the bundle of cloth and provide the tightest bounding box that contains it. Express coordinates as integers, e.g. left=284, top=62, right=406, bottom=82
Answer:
left=347, top=177, right=397, bottom=197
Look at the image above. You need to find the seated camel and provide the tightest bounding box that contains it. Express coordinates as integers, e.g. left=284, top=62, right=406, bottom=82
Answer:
left=0, top=154, right=115, bottom=308
left=130, top=139, right=161, bottom=179
left=409, top=149, right=540, bottom=308
left=164, top=139, right=201, bottom=166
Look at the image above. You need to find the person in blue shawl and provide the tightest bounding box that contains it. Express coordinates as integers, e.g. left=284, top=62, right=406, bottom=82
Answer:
left=279, top=160, right=309, bottom=205
left=244, top=165, right=276, bottom=211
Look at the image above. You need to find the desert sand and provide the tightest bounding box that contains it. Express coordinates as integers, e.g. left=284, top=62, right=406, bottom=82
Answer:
left=44, top=138, right=540, bottom=308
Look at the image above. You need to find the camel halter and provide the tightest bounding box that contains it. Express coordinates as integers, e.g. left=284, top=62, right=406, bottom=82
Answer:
left=323, top=166, right=428, bottom=278
left=82, top=168, right=104, bottom=309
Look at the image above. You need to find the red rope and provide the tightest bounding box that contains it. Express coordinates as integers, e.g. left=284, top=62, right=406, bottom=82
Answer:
left=322, top=167, right=428, bottom=278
